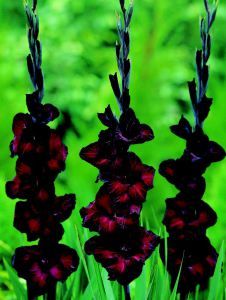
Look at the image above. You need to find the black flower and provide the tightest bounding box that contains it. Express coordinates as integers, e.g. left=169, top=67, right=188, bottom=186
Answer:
left=14, top=194, right=75, bottom=241
left=80, top=185, right=141, bottom=233
left=163, top=193, right=217, bottom=239
left=85, top=227, right=160, bottom=285
left=159, top=237, right=218, bottom=293
left=159, top=158, right=206, bottom=199
left=13, top=244, right=79, bottom=296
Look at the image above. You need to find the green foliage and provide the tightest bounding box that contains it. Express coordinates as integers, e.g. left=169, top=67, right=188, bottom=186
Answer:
left=0, top=0, right=226, bottom=299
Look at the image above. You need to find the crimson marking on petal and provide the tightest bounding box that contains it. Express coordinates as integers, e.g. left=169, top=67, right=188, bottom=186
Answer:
left=28, top=219, right=41, bottom=233
left=50, top=265, right=62, bottom=280
left=129, top=182, right=146, bottom=201
left=141, top=167, right=155, bottom=187
left=80, top=142, right=100, bottom=160
left=109, top=181, right=128, bottom=195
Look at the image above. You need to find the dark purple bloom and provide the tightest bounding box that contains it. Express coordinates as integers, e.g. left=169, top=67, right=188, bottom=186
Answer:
left=98, top=106, right=154, bottom=145
left=26, top=92, right=60, bottom=124
left=10, top=113, right=33, bottom=157
left=80, top=141, right=118, bottom=170
left=159, top=237, right=218, bottom=293
left=186, top=128, right=225, bottom=163
left=170, top=116, right=192, bottom=140
left=85, top=227, right=160, bottom=285
left=14, top=194, right=75, bottom=241
left=80, top=107, right=154, bottom=172
left=13, top=244, right=79, bottom=296
left=105, top=152, right=155, bottom=202
left=163, top=194, right=217, bottom=239
left=14, top=201, right=64, bottom=242
left=80, top=185, right=141, bottom=233
left=118, top=108, right=154, bottom=144
left=10, top=113, right=67, bottom=173
left=159, top=158, right=206, bottom=199
left=6, top=119, right=68, bottom=202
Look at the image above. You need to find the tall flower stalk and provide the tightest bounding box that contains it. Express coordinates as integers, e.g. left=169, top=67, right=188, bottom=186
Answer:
left=159, top=0, right=225, bottom=295
left=80, top=0, right=160, bottom=298
left=6, top=1, right=79, bottom=298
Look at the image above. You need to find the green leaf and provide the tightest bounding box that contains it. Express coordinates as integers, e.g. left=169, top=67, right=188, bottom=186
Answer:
left=208, top=242, right=224, bottom=300
left=3, top=259, right=26, bottom=300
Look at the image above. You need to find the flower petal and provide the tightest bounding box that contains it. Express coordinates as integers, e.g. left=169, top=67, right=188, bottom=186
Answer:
left=53, top=194, right=76, bottom=222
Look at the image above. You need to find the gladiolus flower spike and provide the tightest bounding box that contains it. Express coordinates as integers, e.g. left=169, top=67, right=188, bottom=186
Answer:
left=6, top=1, right=79, bottom=298
left=159, top=0, right=225, bottom=295
left=80, top=0, right=160, bottom=298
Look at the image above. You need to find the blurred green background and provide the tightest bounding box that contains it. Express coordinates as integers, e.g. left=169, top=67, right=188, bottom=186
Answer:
left=0, top=0, right=226, bottom=298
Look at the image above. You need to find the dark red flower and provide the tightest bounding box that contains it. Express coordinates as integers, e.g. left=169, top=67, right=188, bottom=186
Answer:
left=6, top=128, right=68, bottom=201
left=80, top=106, right=154, bottom=173
left=80, top=141, right=118, bottom=170
left=170, top=116, right=192, bottom=140
left=159, top=237, right=218, bottom=293
left=32, top=185, right=56, bottom=209
left=14, top=194, right=75, bottom=242
left=26, top=92, right=59, bottom=123
left=105, top=152, right=155, bottom=202
left=6, top=175, right=34, bottom=200
left=80, top=185, right=141, bottom=233
left=52, top=194, right=76, bottom=222
left=14, top=201, right=64, bottom=242
left=163, top=194, right=217, bottom=239
left=10, top=113, right=33, bottom=157
left=98, top=106, right=154, bottom=145
left=159, top=158, right=206, bottom=198
left=186, top=129, right=225, bottom=164
left=13, top=244, right=79, bottom=296
left=118, top=108, right=154, bottom=144
left=171, top=119, right=225, bottom=164
left=16, top=158, right=33, bottom=177
left=47, top=130, right=68, bottom=173
left=85, top=227, right=160, bottom=285
left=6, top=175, right=54, bottom=201
left=10, top=114, right=67, bottom=175
left=206, top=141, right=226, bottom=162
left=97, top=105, right=118, bottom=128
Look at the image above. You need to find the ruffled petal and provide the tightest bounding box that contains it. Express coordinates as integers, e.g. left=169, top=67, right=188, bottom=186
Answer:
left=118, top=108, right=154, bottom=144
left=85, top=227, right=160, bottom=285
left=13, top=244, right=79, bottom=296
left=53, top=194, right=76, bottom=222
left=160, top=237, right=218, bottom=293
left=207, top=141, right=226, bottom=162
